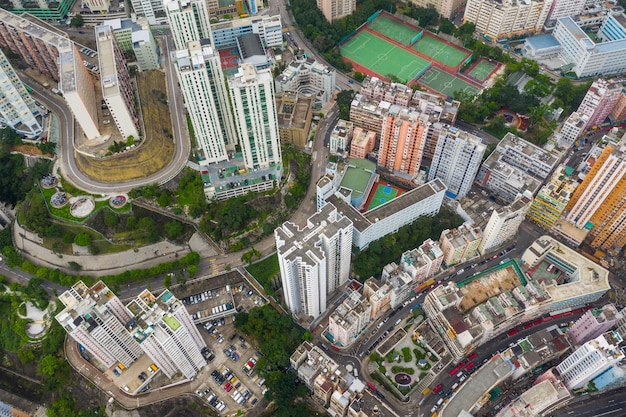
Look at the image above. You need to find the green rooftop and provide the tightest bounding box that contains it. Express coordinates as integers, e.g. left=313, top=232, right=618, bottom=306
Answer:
left=340, top=159, right=376, bottom=199
left=162, top=315, right=181, bottom=331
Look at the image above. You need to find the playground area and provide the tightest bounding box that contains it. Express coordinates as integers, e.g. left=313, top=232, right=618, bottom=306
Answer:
left=341, top=30, right=430, bottom=83
left=364, top=181, right=406, bottom=211
left=367, top=13, right=419, bottom=45
left=418, top=67, right=479, bottom=96
left=218, top=48, right=239, bottom=71
left=466, top=58, right=499, bottom=82
left=411, top=34, right=470, bottom=69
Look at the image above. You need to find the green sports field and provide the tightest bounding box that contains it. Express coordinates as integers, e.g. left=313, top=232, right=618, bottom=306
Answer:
left=368, top=14, right=420, bottom=45
left=418, top=67, right=479, bottom=96
left=367, top=183, right=400, bottom=210
left=412, top=35, right=470, bottom=68
left=341, top=31, right=430, bottom=83
left=468, top=60, right=498, bottom=81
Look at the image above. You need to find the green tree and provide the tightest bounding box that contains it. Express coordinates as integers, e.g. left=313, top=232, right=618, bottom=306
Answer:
left=70, top=14, right=84, bottom=27
left=103, top=210, right=119, bottom=227
left=157, top=190, right=172, bottom=207
left=353, top=71, right=365, bottom=82
left=336, top=90, right=355, bottom=120
left=74, top=233, right=92, bottom=246
left=439, top=19, right=455, bottom=34
left=165, top=220, right=184, bottom=240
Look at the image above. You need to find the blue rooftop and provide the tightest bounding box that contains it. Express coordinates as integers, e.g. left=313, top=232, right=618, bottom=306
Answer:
left=525, top=34, right=561, bottom=50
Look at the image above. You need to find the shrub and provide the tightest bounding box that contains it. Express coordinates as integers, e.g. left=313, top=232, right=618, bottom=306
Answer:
left=401, top=347, right=412, bottom=362
left=74, top=233, right=92, bottom=246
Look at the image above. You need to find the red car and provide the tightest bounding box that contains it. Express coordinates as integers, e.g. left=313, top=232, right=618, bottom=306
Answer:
left=467, top=353, right=477, bottom=361
left=465, top=362, right=475, bottom=372
left=432, top=384, right=442, bottom=394
left=224, top=383, right=232, bottom=392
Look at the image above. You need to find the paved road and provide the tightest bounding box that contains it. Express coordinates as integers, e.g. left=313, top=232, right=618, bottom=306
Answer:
left=553, top=388, right=625, bottom=417
left=21, top=35, right=190, bottom=194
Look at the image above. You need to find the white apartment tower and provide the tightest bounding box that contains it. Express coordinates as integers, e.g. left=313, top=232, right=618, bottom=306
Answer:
left=164, top=0, right=213, bottom=50
left=125, top=289, right=207, bottom=379
left=275, top=203, right=353, bottom=319
left=463, top=0, right=554, bottom=40
left=556, top=331, right=624, bottom=390
left=229, top=63, right=282, bottom=170
left=478, top=195, right=532, bottom=255
left=96, top=25, right=140, bottom=139
left=547, top=0, right=587, bottom=22
left=317, top=0, right=356, bottom=22
left=173, top=41, right=237, bottom=165
left=0, top=49, right=43, bottom=138
left=55, top=281, right=143, bottom=368
left=428, top=127, right=486, bottom=199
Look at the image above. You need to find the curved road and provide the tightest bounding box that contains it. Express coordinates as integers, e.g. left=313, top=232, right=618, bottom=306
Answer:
left=23, top=33, right=190, bottom=195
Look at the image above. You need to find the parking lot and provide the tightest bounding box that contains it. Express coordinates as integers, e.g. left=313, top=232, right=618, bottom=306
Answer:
left=172, top=271, right=269, bottom=414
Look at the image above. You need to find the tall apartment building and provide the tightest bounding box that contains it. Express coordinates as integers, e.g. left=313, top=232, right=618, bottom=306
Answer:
left=378, top=107, right=428, bottom=178
left=275, top=55, right=336, bottom=109
left=0, top=10, right=101, bottom=139
left=478, top=195, right=531, bottom=255
left=173, top=41, right=237, bottom=165
left=463, top=0, right=553, bottom=40
left=125, top=289, right=207, bottom=379
left=164, top=0, right=213, bottom=50
left=439, top=222, right=483, bottom=266
left=317, top=0, right=356, bottom=22
left=96, top=25, right=140, bottom=140
left=428, top=127, right=486, bottom=199
left=330, top=119, right=353, bottom=155
left=0, top=49, right=43, bottom=138
left=275, top=203, right=353, bottom=319
left=405, top=0, right=467, bottom=18
left=565, top=137, right=626, bottom=252
left=229, top=63, right=282, bottom=170
left=363, top=278, right=392, bottom=318
left=4, top=0, right=74, bottom=20
left=576, top=79, right=622, bottom=128
left=130, top=0, right=168, bottom=25
left=568, top=304, right=623, bottom=346
left=553, top=17, right=626, bottom=78
left=102, top=17, right=160, bottom=71
left=56, top=281, right=144, bottom=368
left=526, top=165, right=579, bottom=230
left=557, top=111, right=589, bottom=148
left=349, top=127, right=376, bottom=159
left=556, top=331, right=624, bottom=390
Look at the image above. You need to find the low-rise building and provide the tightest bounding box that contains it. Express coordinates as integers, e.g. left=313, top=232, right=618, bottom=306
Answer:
left=275, top=54, right=336, bottom=109
left=276, top=91, right=313, bottom=148
left=440, top=222, right=483, bottom=266
left=494, top=372, right=571, bottom=417
left=400, top=239, right=444, bottom=283
left=349, top=127, right=376, bottom=159
left=363, top=278, right=392, bottom=318
left=330, top=119, right=353, bottom=156
left=328, top=291, right=371, bottom=347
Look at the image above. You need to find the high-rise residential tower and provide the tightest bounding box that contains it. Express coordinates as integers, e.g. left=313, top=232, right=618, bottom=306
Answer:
left=56, top=281, right=144, bottom=368
left=173, top=41, right=237, bottom=165
left=125, top=289, right=207, bottom=379
left=96, top=25, right=140, bottom=139
left=428, top=127, right=486, bottom=199
left=0, top=49, right=43, bottom=138
left=163, top=0, right=213, bottom=50
left=568, top=304, right=623, bottom=346
left=130, top=0, right=168, bottom=25
left=275, top=203, right=353, bottom=319
left=378, top=107, right=428, bottom=178
left=229, top=63, right=282, bottom=170
left=565, top=138, right=626, bottom=252
left=478, top=195, right=531, bottom=255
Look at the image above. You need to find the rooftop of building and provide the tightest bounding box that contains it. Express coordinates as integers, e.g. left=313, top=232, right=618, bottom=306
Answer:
left=364, top=178, right=446, bottom=222
left=276, top=203, right=352, bottom=261
left=96, top=26, right=122, bottom=98
left=339, top=159, right=375, bottom=200
left=500, top=133, right=558, bottom=169
left=497, top=376, right=570, bottom=417
left=482, top=149, right=542, bottom=195
left=525, top=34, right=562, bottom=49
left=276, top=91, right=312, bottom=130
left=238, top=33, right=265, bottom=59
